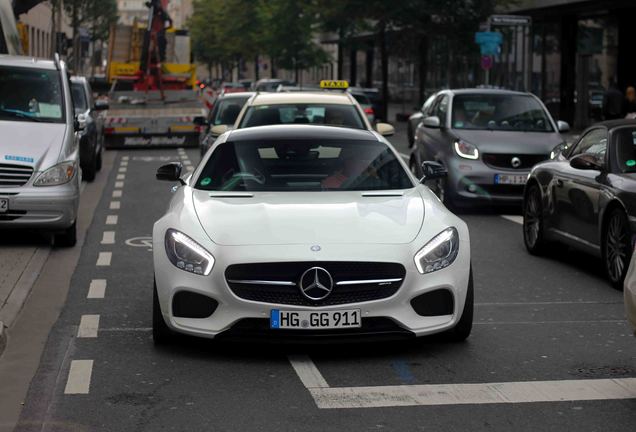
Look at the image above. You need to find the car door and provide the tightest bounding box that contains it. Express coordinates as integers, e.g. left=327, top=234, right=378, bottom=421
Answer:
left=553, top=128, right=608, bottom=246
left=415, top=94, right=449, bottom=161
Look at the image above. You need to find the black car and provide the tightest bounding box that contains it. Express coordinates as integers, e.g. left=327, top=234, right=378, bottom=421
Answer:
left=71, top=76, right=108, bottom=181
left=523, top=119, right=636, bottom=288
left=198, top=92, right=253, bottom=156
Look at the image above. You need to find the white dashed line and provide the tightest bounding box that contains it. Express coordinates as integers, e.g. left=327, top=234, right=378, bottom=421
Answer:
left=118, top=167, right=127, bottom=173
left=109, top=201, right=120, bottom=210
left=501, top=215, right=523, bottom=225
left=112, top=190, right=122, bottom=198
left=96, top=252, right=112, bottom=266
left=116, top=174, right=126, bottom=180
left=77, top=314, right=100, bottom=338
left=120, top=161, right=128, bottom=167
left=288, top=355, right=329, bottom=389
left=115, top=181, right=124, bottom=188
left=105, top=215, right=118, bottom=225
left=101, top=231, right=115, bottom=245
left=64, top=360, right=93, bottom=394
left=122, top=156, right=129, bottom=161
left=87, top=279, right=106, bottom=299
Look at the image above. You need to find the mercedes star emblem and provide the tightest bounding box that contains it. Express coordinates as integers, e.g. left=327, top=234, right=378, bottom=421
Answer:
left=299, top=267, right=333, bottom=301
left=310, top=245, right=321, bottom=252
left=511, top=157, right=522, bottom=169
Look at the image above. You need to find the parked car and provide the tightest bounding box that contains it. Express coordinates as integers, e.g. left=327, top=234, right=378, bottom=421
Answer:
left=348, top=89, right=376, bottom=124
left=0, top=55, right=81, bottom=246
left=410, top=89, right=570, bottom=208
left=254, top=78, right=295, bottom=92
left=523, top=119, right=636, bottom=288
left=350, top=87, right=383, bottom=121
left=197, top=91, right=254, bottom=156
left=70, top=76, right=107, bottom=181
left=407, top=94, right=436, bottom=146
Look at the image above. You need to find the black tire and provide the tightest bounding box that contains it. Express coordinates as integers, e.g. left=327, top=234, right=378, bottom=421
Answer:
left=96, top=150, right=103, bottom=171
left=523, top=184, right=546, bottom=255
left=446, top=268, right=473, bottom=342
left=407, top=122, right=414, bottom=146
left=603, top=208, right=632, bottom=290
left=153, top=281, right=175, bottom=345
left=83, top=151, right=97, bottom=182
left=54, top=221, right=77, bottom=247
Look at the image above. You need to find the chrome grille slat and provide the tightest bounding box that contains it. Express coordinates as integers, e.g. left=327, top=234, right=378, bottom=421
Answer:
left=0, top=163, right=33, bottom=187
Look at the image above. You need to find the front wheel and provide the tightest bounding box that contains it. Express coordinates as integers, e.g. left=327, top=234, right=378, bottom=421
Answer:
left=446, top=268, right=473, bottom=342
left=153, top=281, right=175, bottom=345
left=603, top=208, right=632, bottom=290
left=523, top=184, right=546, bottom=254
left=54, top=221, right=77, bottom=247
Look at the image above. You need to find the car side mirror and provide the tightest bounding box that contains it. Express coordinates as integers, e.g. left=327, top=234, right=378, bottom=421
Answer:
left=74, top=114, right=87, bottom=132
left=156, top=162, right=183, bottom=182
left=376, top=122, right=395, bottom=137
left=557, top=120, right=570, bottom=133
left=421, top=161, right=447, bottom=181
left=210, top=124, right=229, bottom=136
left=422, top=116, right=441, bottom=128
left=193, top=116, right=208, bottom=127
left=94, top=100, right=109, bottom=111
left=570, top=154, right=602, bottom=171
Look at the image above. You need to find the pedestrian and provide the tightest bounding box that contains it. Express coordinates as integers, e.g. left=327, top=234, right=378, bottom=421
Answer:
left=624, top=86, right=636, bottom=119
left=602, top=80, right=625, bottom=120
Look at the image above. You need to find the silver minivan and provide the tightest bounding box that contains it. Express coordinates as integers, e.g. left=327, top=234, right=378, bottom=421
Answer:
left=0, top=55, right=81, bottom=246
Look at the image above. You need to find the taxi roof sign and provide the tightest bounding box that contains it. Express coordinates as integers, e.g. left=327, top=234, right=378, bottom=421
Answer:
left=320, top=80, right=349, bottom=89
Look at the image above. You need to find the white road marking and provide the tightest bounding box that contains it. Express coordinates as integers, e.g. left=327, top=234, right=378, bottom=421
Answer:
left=116, top=174, right=126, bottom=180
left=118, top=167, right=127, bottom=173
left=101, top=231, right=115, bottom=245
left=77, top=314, right=100, bottom=338
left=288, top=355, right=329, bottom=389
left=105, top=215, right=118, bottom=225
left=109, top=201, right=120, bottom=210
left=64, top=360, right=94, bottom=394
left=120, top=161, right=128, bottom=167
left=87, top=279, right=106, bottom=299
left=115, top=181, right=124, bottom=188
left=501, top=215, right=523, bottom=225
left=112, top=190, right=122, bottom=198
left=96, top=252, right=112, bottom=266
left=474, top=319, right=626, bottom=325
left=122, top=156, right=129, bottom=161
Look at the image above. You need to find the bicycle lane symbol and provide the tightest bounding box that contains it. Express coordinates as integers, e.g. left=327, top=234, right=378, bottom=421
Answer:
left=125, top=236, right=153, bottom=251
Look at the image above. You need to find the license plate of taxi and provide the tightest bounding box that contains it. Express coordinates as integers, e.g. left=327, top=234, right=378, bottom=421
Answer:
left=494, top=174, right=527, bottom=185
left=270, top=309, right=361, bottom=330
left=0, top=198, right=8, bottom=213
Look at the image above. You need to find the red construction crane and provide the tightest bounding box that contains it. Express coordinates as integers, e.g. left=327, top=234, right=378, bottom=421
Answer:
left=136, top=0, right=175, bottom=94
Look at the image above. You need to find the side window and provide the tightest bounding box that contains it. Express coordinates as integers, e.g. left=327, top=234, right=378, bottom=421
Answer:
left=569, top=129, right=608, bottom=161
left=435, top=95, right=449, bottom=125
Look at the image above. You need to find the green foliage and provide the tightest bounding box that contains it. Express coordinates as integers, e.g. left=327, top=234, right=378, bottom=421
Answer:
left=63, top=0, right=118, bottom=41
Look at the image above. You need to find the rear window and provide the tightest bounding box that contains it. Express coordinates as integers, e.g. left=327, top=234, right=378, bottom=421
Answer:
left=351, top=93, right=370, bottom=105
left=0, top=66, right=65, bottom=123
left=71, top=82, right=88, bottom=113
left=239, top=104, right=365, bottom=130
left=209, top=97, right=249, bottom=126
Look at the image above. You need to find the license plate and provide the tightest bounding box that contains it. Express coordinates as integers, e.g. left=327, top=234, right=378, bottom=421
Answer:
left=494, top=174, right=526, bottom=185
left=270, top=309, right=361, bottom=330
left=0, top=198, right=7, bottom=213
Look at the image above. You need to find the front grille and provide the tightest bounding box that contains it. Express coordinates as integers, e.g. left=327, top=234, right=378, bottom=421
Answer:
left=482, top=154, right=548, bottom=170
left=225, top=262, right=406, bottom=306
left=0, top=163, right=34, bottom=187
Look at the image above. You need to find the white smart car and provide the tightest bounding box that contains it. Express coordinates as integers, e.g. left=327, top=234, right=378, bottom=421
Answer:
left=152, top=125, right=472, bottom=343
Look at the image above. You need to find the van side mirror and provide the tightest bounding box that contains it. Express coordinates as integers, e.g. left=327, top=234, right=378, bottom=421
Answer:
left=421, top=161, right=447, bottom=181
left=156, top=162, right=183, bottom=182
left=94, top=100, right=109, bottom=111
left=74, top=114, right=87, bottom=132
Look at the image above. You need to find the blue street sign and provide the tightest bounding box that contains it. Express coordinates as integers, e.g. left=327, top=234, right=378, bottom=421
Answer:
left=475, top=31, right=503, bottom=56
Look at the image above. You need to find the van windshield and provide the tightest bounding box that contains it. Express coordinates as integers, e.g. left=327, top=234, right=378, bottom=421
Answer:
left=0, top=66, right=65, bottom=123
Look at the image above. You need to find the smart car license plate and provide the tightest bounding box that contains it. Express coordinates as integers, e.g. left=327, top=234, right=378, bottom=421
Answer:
left=494, top=174, right=526, bottom=185
left=270, top=309, right=361, bottom=330
left=0, top=198, right=8, bottom=214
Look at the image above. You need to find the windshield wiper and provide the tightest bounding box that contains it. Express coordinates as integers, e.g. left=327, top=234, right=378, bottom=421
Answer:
left=0, top=108, right=44, bottom=122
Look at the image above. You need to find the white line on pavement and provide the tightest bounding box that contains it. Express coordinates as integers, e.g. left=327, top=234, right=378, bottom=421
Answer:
left=474, top=319, right=626, bottom=325
left=112, top=190, right=122, bottom=198
left=87, top=279, right=106, bottom=299
left=115, top=181, right=124, bottom=188
left=64, top=360, right=93, bottom=394
left=116, top=174, right=126, bottom=181
left=105, top=215, right=118, bottom=225
left=122, top=156, right=129, bottom=161
left=288, top=355, right=329, bottom=389
left=101, top=231, right=115, bottom=245
left=96, top=252, right=112, bottom=266
left=77, top=315, right=100, bottom=338
left=109, top=201, right=120, bottom=210
left=501, top=215, right=523, bottom=225
left=120, top=161, right=128, bottom=167
left=118, top=167, right=127, bottom=173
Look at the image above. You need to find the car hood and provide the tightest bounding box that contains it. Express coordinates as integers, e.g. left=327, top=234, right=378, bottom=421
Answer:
left=192, top=189, right=424, bottom=246
left=0, top=121, right=67, bottom=171
left=453, top=129, right=564, bottom=154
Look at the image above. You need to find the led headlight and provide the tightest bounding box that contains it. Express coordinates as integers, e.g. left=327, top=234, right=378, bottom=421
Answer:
left=414, top=227, right=459, bottom=274
left=165, top=229, right=215, bottom=276
left=33, top=161, right=76, bottom=186
left=454, top=140, right=479, bottom=160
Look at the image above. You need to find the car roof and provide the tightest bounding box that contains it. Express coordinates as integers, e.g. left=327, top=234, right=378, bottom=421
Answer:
left=217, top=91, right=255, bottom=99
left=0, top=55, right=57, bottom=70
left=226, top=124, right=377, bottom=142
left=250, top=92, right=354, bottom=106
left=587, top=119, right=636, bottom=130
left=70, top=76, right=88, bottom=83
left=443, top=88, right=530, bottom=96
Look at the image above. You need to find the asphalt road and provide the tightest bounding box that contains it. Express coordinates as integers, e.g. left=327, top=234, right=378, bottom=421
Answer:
left=4, top=132, right=636, bottom=431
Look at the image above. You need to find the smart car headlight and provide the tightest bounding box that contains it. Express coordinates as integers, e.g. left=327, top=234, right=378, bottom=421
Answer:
left=165, top=229, right=215, bottom=276
left=33, top=161, right=76, bottom=186
left=454, top=140, right=479, bottom=160
left=414, top=227, right=459, bottom=274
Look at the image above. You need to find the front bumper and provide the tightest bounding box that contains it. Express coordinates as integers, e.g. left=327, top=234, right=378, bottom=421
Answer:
left=0, top=177, right=79, bottom=229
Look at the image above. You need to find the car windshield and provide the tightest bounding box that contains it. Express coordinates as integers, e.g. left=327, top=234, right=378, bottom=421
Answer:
left=0, top=66, right=65, bottom=123
left=210, top=97, right=249, bottom=126
left=195, top=139, right=412, bottom=192
left=452, top=94, right=553, bottom=132
left=239, top=104, right=365, bottom=129
left=71, top=82, right=88, bottom=113
left=613, top=127, right=636, bottom=173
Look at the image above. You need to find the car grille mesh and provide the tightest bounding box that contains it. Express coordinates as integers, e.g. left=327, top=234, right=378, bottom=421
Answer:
left=225, top=261, right=406, bottom=306
left=0, top=163, right=33, bottom=187
left=482, top=154, right=548, bottom=170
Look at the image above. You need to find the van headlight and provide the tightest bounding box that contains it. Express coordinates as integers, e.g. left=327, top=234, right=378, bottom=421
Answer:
left=164, top=229, right=215, bottom=275
left=414, top=227, right=459, bottom=274
left=33, top=161, right=76, bottom=186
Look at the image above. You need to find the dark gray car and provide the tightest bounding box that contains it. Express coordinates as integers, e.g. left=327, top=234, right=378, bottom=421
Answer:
left=409, top=89, right=570, bottom=208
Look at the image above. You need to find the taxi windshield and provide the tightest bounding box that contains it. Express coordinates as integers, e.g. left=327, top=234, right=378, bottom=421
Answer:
left=0, top=66, right=65, bottom=123
left=195, top=139, right=413, bottom=192
left=238, top=104, right=365, bottom=130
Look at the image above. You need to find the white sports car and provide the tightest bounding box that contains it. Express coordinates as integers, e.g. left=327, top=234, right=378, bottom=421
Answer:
left=152, top=125, right=472, bottom=343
